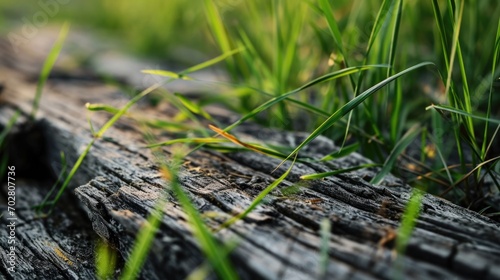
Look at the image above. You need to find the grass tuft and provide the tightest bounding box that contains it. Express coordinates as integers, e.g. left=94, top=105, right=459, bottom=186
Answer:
left=31, top=22, right=70, bottom=121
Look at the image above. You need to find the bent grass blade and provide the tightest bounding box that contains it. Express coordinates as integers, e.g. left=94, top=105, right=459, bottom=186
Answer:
left=440, top=155, right=500, bottom=197
left=208, top=124, right=291, bottom=160
left=301, top=163, right=380, bottom=180
left=86, top=102, right=194, bottom=132
left=121, top=198, right=165, bottom=280
left=163, top=153, right=239, bottom=280
left=31, top=22, right=70, bottom=121
left=222, top=65, right=387, bottom=133
left=426, top=104, right=500, bottom=125
left=140, top=70, right=193, bottom=80
left=393, top=189, right=423, bottom=278
left=142, top=48, right=243, bottom=79
left=146, top=137, right=228, bottom=149
left=319, top=142, right=360, bottom=162
left=371, top=125, right=421, bottom=185
left=174, top=93, right=214, bottom=121
left=277, top=62, right=434, bottom=171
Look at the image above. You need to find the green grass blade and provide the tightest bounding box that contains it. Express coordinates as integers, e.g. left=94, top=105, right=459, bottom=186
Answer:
left=279, top=62, right=433, bottom=168
left=451, top=155, right=500, bottom=190
left=280, top=3, right=304, bottom=88
left=146, top=138, right=228, bottom=148
left=121, top=198, right=165, bottom=280
left=318, top=218, right=331, bottom=279
left=343, top=0, right=397, bottom=150
left=318, top=0, right=356, bottom=92
left=318, top=0, right=346, bottom=58
left=203, top=0, right=232, bottom=53
left=427, top=133, right=454, bottom=186
left=365, top=0, right=394, bottom=57
left=95, top=83, right=165, bottom=139
left=39, top=138, right=95, bottom=214
left=223, top=65, right=386, bottom=132
left=35, top=152, right=67, bottom=213
left=431, top=0, right=451, bottom=72
left=236, top=28, right=273, bottom=84
left=166, top=154, right=239, bottom=280
left=140, top=70, right=193, bottom=80
left=390, top=80, right=403, bottom=142
left=142, top=48, right=242, bottom=80
left=371, top=125, right=421, bottom=185
left=86, top=103, right=121, bottom=114
left=386, top=0, right=403, bottom=77
left=301, top=163, right=379, bottom=180
left=96, top=240, right=117, bottom=280
left=426, top=105, right=500, bottom=125
left=182, top=48, right=243, bottom=75
left=96, top=49, right=241, bottom=139
left=203, top=0, right=237, bottom=77
left=271, top=0, right=293, bottom=129
left=483, top=18, right=500, bottom=157
left=272, top=0, right=283, bottom=93
left=449, top=1, right=475, bottom=143
left=87, top=102, right=195, bottom=132
left=319, top=142, right=360, bottom=161
left=387, top=0, right=403, bottom=143
left=209, top=125, right=294, bottom=160
left=174, top=93, right=214, bottom=122
left=31, top=22, right=70, bottom=121
left=144, top=119, right=192, bottom=130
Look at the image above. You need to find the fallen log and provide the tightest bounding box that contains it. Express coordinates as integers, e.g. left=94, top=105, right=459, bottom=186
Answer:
left=1, top=29, right=499, bottom=280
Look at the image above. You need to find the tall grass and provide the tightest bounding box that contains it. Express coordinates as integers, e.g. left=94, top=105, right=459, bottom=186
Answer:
left=2, top=0, right=498, bottom=277
left=31, top=22, right=70, bottom=121
left=198, top=0, right=499, bottom=211
left=429, top=0, right=500, bottom=206
left=196, top=0, right=499, bottom=272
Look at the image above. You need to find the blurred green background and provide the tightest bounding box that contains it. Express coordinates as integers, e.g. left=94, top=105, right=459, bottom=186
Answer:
left=0, top=1, right=493, bottom=59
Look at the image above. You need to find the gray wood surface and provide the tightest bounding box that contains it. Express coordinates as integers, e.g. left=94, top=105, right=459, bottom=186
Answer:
left=1, top=30, right=499, bottom=280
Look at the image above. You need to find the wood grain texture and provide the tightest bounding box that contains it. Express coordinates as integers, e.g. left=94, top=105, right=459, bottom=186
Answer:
left=1, top=30, right=499, bottom=280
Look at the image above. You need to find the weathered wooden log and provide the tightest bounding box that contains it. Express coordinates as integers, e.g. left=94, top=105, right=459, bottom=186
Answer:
left=0, top=177, right=98, bottom=280
left=1, top=30, right=500, bottom=280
